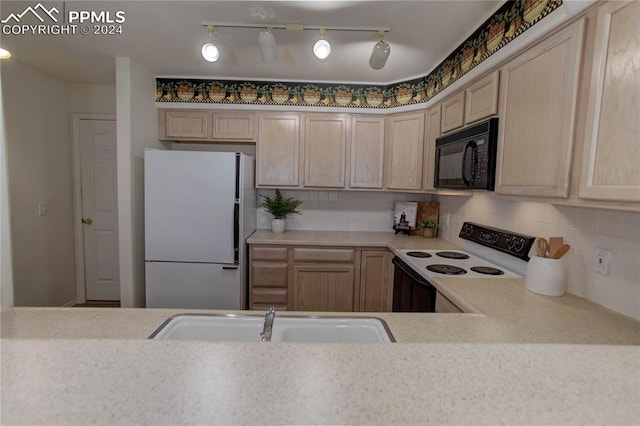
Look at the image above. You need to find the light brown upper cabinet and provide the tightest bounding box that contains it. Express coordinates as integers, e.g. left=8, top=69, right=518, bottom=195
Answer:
left=158, top=109, right=256, bottom=142
left=578, top=1, right=640, bottom=203
left=440, top=91, right=466, bottom=134
left=349, top=116, right=386, bottom=189
left=256, top=113, right=301, bottom=187
left=303, top=114, right=348, bottom=188
left=423, top=106, right=441, bottom=191
left=385, top=112, right=425, bottom=191
left=495, top=20, right=584, bottom=198
left=211, top=113, right=256, bottom=141
left=159, top=110, right=210, bottom=140
left=464, top=71, right=500, bottom=125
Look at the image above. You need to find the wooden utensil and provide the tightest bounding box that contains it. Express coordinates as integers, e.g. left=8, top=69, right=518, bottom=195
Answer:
left=552, top=244, right=570, bottom=259
left=534, top=237, right=549, bottom=258
left=548, top=237, right=564, bottom=258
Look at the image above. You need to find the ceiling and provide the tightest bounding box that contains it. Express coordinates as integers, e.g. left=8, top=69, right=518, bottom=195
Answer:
left=0, top=1, right=503, bottom=85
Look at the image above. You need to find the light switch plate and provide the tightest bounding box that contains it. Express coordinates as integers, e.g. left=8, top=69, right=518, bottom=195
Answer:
left=593, top=247, right=611, bottom=275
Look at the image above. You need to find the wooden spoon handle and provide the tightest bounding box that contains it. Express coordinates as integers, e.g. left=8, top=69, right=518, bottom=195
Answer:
left=534, top=237, right=549, bottom=258
left=552, top=244, right=570, bottom=259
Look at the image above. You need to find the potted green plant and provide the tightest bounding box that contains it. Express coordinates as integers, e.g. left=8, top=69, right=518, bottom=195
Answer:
left=259, top=189, right=303, bottom=233
left=418, top=220, right=439, bottom=238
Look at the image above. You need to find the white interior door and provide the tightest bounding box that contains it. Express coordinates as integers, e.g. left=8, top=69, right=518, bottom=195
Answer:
left=79, top=119, right=120, bottom=301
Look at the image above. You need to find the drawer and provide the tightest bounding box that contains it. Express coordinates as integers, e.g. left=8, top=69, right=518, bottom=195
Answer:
left=293, top=248, right=355, bottom=263
left=251, top=246, right=288, bottom=261
left=251, top=262, right=288, bottom=288
left=251, top=288, right=288, bottom=305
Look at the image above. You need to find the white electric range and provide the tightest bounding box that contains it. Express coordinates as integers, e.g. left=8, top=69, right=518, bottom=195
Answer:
left=392, top=222, right=535, bottom=312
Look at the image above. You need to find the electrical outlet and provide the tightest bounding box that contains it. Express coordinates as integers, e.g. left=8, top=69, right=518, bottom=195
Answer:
left=38, top=202, right=47, bottom=216
left=593, top=247, right=611, bottom=275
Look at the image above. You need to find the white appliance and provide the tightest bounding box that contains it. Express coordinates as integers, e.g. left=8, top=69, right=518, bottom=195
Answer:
left=144, top=150, right=256, bottom=309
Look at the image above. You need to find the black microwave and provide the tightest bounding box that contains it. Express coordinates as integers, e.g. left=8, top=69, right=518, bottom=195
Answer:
left=434, top=117, right=499, bottom=190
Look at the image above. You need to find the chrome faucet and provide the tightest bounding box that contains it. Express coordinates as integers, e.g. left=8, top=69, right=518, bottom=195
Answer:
left=260, top=306, right=276, bottom=342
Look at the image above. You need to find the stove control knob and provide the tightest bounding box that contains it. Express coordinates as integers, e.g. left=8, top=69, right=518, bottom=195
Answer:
left=491, top=233, right=499, bottom=244
left=514, top=238, right=526, bottom=253
left=506, top=237, right=516, bottom=250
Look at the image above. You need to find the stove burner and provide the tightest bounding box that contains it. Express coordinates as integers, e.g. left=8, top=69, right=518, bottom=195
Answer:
left=436, top=251, right=470, bottom=260
left=426, top=264, right=467, bottom=275
left=405, top=251, right=432, bottom=258
left=470, top=266, right=505, bottom=275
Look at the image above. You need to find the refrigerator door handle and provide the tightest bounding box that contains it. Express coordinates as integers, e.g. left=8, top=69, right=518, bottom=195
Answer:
left=233, top=202, right=239, bottom=263
left=222, top=264, right=239, bottom=270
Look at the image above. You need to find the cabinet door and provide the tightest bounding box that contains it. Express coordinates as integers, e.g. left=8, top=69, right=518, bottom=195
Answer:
left=579, top=1, right=640, bottom=202
left=359, top=250, right=393, bottom=312
left=464, top=71, right=499, bottom=124
left=423, top=106, right=441, bottom=190
left=303, top=114, right=347, bottom=188
left=257, top=113, right=301, bottom=187
left=292, top=264, right=355, bottom=312
left=385, top=112, right=425, bottom=190
left=349, top=116, right=385, bottom=189
left=212, top=113, right=256, bottom=141
left=495, top=20, right=584, bottom=198
left=441, top=91, right=465, bottom=133
left=160, top=110, right=210, bottom=140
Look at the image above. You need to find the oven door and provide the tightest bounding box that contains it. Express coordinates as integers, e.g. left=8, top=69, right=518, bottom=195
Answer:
left=435, top=139, right=477, bottom=189
left=392, top=257, right=435, bottom=312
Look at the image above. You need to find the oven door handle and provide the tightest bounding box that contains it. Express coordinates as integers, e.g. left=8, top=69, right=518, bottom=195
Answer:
left=392, top=256, right=431, bottom=287
left=461, top=141, right=477, bottom=187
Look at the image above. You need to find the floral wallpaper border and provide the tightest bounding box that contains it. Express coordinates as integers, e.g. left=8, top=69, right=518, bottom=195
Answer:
left=156, top=0, right=562, bottom=108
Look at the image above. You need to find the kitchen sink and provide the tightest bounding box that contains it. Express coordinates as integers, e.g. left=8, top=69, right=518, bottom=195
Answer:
left=149, top=314, right=395, bottom=343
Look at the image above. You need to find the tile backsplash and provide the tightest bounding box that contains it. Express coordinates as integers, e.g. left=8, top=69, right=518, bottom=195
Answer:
left=256, top=189, right=639, bottom=320
left=257, top=189, right=429, bottom=232
left=436, top=192, right=640, bottom=320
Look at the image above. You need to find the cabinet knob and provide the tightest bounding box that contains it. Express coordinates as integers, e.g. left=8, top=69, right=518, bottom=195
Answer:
left=81, top=217, right=93, bottom=225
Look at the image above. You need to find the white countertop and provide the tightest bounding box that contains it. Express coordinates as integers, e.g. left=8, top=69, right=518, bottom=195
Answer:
left=2, top=230, right=639, bottom=425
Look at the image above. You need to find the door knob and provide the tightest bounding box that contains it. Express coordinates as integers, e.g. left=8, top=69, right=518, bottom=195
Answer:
left=81, top=217, right=93, bottom=225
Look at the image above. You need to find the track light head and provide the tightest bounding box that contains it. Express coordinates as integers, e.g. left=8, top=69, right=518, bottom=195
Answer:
left=313, top=28, right=331, bottom=61
left=258, top=27, right=278, bottom=63
left=201, top=26, right=220, bottom=62
left=369, top=30, right=390, bottom=70
left=0, top=48, right=11, bottom=60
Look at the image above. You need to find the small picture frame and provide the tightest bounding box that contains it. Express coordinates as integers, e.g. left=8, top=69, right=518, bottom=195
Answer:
left=393, top=201, right=418, bottom=234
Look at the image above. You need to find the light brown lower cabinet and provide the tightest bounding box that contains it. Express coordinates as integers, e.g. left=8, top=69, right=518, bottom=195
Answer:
left=249, top=246, right=289, bottom=310
left=359, top=250, right=394, bottom=312
left=249, top=245, right=394, bottom=312
left=292, top=264, right=356, bottom=312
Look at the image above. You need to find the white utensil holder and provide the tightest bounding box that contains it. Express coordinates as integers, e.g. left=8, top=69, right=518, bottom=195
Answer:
left=524, top=255, right=568, bottom=297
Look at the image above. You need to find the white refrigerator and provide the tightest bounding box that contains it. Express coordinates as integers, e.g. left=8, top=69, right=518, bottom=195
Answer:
left=144, top=150, right=255, bottom=309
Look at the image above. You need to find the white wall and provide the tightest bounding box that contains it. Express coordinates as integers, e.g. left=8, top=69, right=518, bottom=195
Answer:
left=437, top=192, right=640, bottom=320
left=69, top=84, right=116, bottom=115
left=1, top=60, right=76, bottom=306
left=257, top=189, right=429, bottom=232
left=0, top=61, right=14, bottom=307
left=116, top=58, right=165, bottom=308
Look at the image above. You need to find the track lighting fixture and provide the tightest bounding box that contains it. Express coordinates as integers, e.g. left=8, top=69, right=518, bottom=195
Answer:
left=369, top=30, right=390, bottom=70
left=200, top=21, right=390, bottom=67
left=258, top=27, right=278, bottom=63
left=201, top=25, right=220, bottom=63
left=0, top=48, right=11, bottom=60
left=312, top=28, right=331, bottom=61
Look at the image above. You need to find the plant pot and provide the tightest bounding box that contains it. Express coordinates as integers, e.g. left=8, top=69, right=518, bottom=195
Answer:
left=422, top=228, right=437, bottom=239
left=271, top=219, right=286, bottom=234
